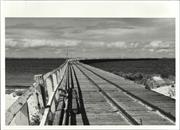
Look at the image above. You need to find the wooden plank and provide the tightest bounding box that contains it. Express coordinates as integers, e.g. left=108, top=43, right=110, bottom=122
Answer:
left=72, top=65, right=129, bottom=125
left=72, top=89, right=79, bottom=114
left=76, top=63, right=175, bottom=125
left=80, top=63, right=175, bottom=120
left=6, top=60, right=68, bottom=126
left=86, top=113, right=128, bottom=125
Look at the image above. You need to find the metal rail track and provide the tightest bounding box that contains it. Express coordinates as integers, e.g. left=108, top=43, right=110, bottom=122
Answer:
left=70, top=63, right=90, bottom=125
left=72, top=63, right=140, bottom=125
left=73, top=62, right=175, bottom=125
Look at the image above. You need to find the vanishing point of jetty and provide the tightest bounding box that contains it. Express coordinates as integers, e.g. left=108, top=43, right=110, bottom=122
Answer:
left=6, top=59, right=175, bottom=125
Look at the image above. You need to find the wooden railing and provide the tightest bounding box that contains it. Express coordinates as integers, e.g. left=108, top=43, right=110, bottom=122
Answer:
left=5, top=60, right=68, bottom=125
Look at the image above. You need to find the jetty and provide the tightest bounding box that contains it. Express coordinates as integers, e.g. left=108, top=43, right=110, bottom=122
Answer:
left=5, top=59, right=175, bottom=125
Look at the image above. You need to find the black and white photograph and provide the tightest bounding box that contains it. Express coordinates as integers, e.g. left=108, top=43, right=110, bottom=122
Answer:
left=5, top=18, right=176, bottom=126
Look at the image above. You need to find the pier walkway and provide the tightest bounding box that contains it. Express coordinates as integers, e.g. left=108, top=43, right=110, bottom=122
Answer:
left=6, top=59, right=175, bottom=125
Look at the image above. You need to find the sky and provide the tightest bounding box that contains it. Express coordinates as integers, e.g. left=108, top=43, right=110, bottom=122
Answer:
left=5, top=18, right=175, bottom=58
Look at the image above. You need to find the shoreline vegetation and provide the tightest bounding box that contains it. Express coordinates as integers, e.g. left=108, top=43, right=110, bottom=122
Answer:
left=113, top=71, right=175, bottom=89
left=113, top=71, right=175, bottom=98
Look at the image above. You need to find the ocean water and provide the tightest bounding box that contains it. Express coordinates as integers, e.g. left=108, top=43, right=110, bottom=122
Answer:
left=6, top=58, right=175, bottom=88
left=6, top=58, right=65, bottom=87
left=81, top=58, right=175, bottom=77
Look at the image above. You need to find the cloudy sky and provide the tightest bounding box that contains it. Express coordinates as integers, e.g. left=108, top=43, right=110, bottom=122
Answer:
left=6, top=18, right=175, bottom=58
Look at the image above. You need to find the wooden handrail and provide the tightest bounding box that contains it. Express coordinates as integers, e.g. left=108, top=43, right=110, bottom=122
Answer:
left=39, top=66, right=68, bottom=125
left=43, top=60, right=68, bottom=80
left=6, top=60, right=69, bottom=125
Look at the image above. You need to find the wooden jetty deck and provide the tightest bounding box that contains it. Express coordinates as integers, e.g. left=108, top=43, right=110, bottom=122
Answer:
left=6, top=59, right=175, bottom=125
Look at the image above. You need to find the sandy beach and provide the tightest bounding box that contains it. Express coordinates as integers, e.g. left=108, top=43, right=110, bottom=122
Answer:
left=5, top=93, right=19, bottom=111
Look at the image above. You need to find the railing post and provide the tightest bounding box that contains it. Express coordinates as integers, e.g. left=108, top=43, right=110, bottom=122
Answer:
left=34, top=74, right=48, bottom=107
left=34, top=84, right=45, bottom=110
left=6, top=61, right=69, bottom=126
left=52, top=73, right=57, bottom=90
left=56, top=70, right=60, bottom=84
left=59, top=68, right=63, bottom=80
left=44, top=75, right=55, bottom=97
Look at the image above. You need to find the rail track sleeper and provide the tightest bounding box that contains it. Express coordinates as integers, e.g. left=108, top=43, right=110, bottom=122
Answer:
left=74, top=64, right=139, bottom=125
left=77, top=62, right=175, bottom=123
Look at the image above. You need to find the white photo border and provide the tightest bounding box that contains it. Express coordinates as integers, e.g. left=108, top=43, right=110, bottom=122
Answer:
left=1, top=1, right=179, bottom=130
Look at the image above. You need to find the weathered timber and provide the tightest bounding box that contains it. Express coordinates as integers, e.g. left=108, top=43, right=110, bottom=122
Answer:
left=72, top=65, right=129, bottom=125
left=6, top=60, right=68, bottom=126
left=76, top=62, right=175, bottom=124
left=6, top=59, right=176, bottom=126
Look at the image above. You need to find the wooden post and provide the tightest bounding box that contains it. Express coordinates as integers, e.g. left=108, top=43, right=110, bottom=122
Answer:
left=52, top=73, right=58, bottom=90
left=34, top=74, right=47, bottom=107
left=140, top=118, right=143, bottom=125
left=51, top=98, right=56, bottom=115
left=62, top=99, right=69, bottom=125
left=49, top=75, right=55, bottom=91
left=35, top=84, right=45, bottom=109
left=45, top=77, right=53, bottom=98
left=56, top=71, right=60, bottom=84
left=55, top=91, right=60, bottom=105
left=59, top=69, right=62, bottom=80
left=46, top=99, right=56, bottom=125
left=34, top=74, right=44, bottom=85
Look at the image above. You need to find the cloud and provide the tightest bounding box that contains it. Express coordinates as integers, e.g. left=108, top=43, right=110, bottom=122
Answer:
left=5, top=18, right=175, bottom=58
left=146, top=40, right=174, bottom=49
left=6, top=39, right=18, bottom=47
left=82, top=40, right=140, bottom=49
left=149, top=40, right=164, bottom=47
left=156, top=49, right=170, bottom=53
left=107, top=41, right=127, bottom=48
left=84, top=41, right=105, bottom=47
left=85, top=28, right=135, bottom=36
left=129, top=42, right=139, bottom=48
left=85, top=20, right=135, bottom=30
left=149, top=49, right=155, bottom=52
left=6, top=38, right=81, bottom=48
left=141, top=40, right=175, bottom=54
left=54, top=49, right=63, bottom=54
left=106, top=41, right=141, bottom=49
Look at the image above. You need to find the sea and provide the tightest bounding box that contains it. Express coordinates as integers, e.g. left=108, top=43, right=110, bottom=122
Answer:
left=6, top=58, right=65, bottom=88
left=6, top=58, right=175, bottom=89
left=81, top=58, right=175, bottom=77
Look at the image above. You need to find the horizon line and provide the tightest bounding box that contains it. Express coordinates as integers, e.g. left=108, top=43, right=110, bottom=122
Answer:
left=5, top=57, right=175, bottom=59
